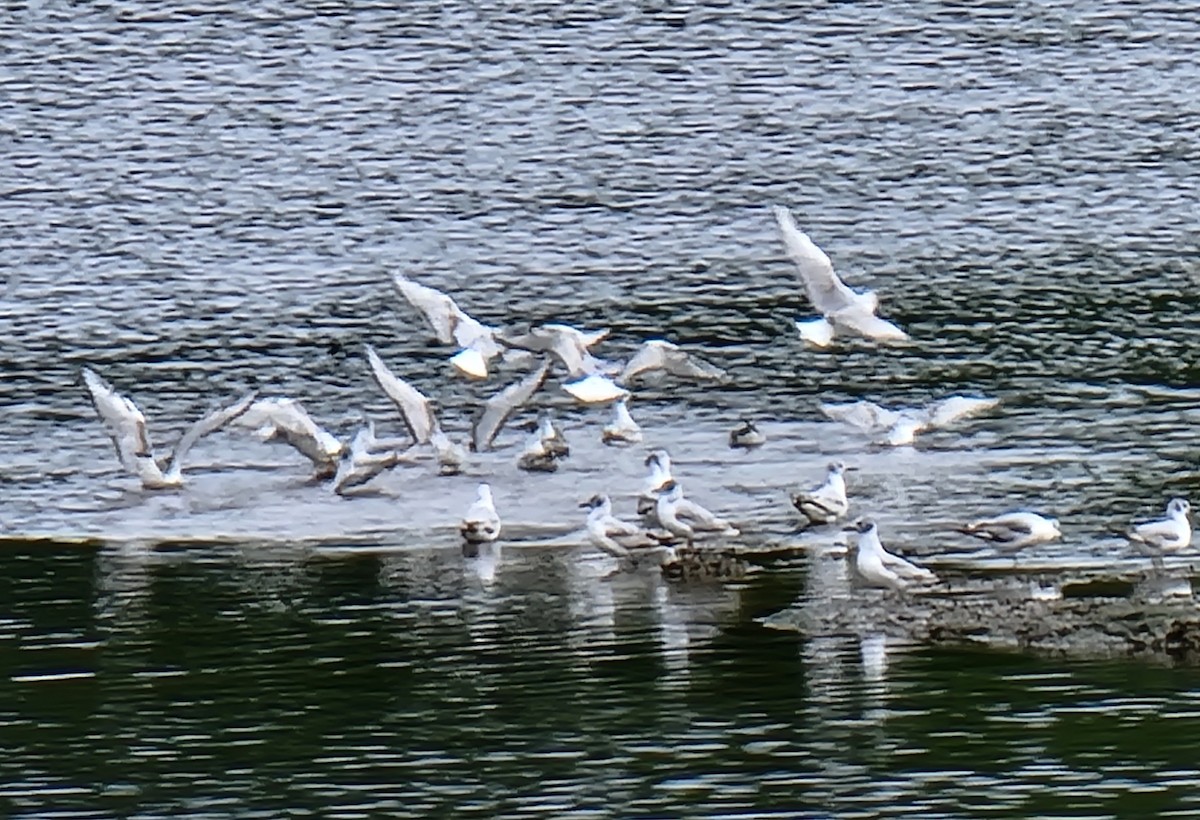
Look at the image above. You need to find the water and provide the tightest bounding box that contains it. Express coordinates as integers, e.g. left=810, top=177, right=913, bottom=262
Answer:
left=2, top=0, right=1199, bottom=815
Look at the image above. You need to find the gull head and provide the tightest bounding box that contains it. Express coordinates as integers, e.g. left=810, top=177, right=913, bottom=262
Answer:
left=657, top=480, right=684, bottom=502
left=580, top=493, right=610, bottom=511
left=1168, top=498, right=1191, bottom=519
left=842, top=518, right=876, bottom=535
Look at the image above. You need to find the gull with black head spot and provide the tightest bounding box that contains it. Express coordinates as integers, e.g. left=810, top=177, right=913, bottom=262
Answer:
left=844, top=519, right=937, bottom=591
left=791, top=462, right=851, bottom=528
left=1124, top=498, right=1191, bottom=571
left=461, top=483, right=502, bottom=544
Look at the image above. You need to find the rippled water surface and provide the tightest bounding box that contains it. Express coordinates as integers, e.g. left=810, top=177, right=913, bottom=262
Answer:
left=2, top=0, right=1199, bottom=815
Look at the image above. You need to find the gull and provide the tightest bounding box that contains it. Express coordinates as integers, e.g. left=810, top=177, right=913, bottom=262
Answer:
left=460, top=483, right=502, bottom=543
left=516, top=429, right=559, bottom=473
left=619, top=339, right=726, bottom=385
left=637, top=449, right=674, bottom=517
left=332, top=418, right=413, bottom=495
left=536, top=411, right=570, bottom=459
left=655, top=480, right=739, bottom=541
left=234, top=397, right=345, bottom=479
left=365, top=344, right=467, bottom=476
left=580, top=494, right=673, bottom=564
left=82, top=367, right=256, bottom=490
left=845, top=519, right=937, bottom=591
left=773, top=205, right=908, bottom=347
left=602, top=399, right=643, bottom=445
left=820, top=396, right=1000, bottom=446
left=729, top=419, right=767, bottom=449
left=470, top=360, right=550, bottom=452
left=1125, top=498, right=1192, bottom=569
left=392, top=274, right=502, bottom=379
left=500, top=323, right=629, bottom=405
left=958, top=511, right=1062, bottom=553
left=791, top=462, right=850, bottom=528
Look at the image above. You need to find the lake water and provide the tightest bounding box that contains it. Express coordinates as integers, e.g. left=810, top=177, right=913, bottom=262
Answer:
left=2, top=0, right=1199, bottom=816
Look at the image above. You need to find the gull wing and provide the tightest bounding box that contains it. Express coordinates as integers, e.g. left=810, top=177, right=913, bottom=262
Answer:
left=829, top=307, right=909, bottom=343
left=82, top=367, right=154, bottom=472
left=923, top=396, right=1001, bottom=429
left=500, top=326, right=600, bottom=379
left=1130, top=518, right=1186, bottom=548
left=364, top=345, right=437, bottom=444
left=393, top=274, right=459, bottom=344
left=450, top=310, right=501, bottom=360
left=879, top=550, right=937, bottom=582
left=236, top=397, right=342, bottom=466
left=772, top=205, right=858, bottom=316
left=471, top=359, right=550, bottom=452
left=619, top=340, right=724, bottom=383
left=819, top=400, right=900, bottom=432
left=962, top=514, right=1034, bottom=543
left=166, top=390, right=257, bottom=475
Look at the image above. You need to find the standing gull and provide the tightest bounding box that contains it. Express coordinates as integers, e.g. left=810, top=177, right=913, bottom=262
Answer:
left=580, top=494, right=673, bottom=565
left=461, top=483, right=502, bottom=544
left=655, top=480, right=740, bottom=541
left=82, top=367, right=256, bottom=490
left=791, top=462, right=850, bottom=528
left=637, top=449, right=674, bottom=518
left=601, top=399, right=643, bottom=445
left=845, top=520, right=937, bottom=591
left=773, top=205, right=908, bottom=347
left=1125, top=498, right=1192, bottom=570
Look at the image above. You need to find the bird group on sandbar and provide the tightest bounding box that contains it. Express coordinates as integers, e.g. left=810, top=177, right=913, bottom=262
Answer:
left=75, top=206, right=1190, bottom=592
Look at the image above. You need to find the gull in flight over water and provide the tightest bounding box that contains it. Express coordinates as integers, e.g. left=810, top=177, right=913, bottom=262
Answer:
left=393, top=274, right=503, bottom=379
left=958, top=511, right=1061, bottom=553
left=234, top=397, right=345, bottom=479
left=1124, top=498, right=1192, bottom=571
left=364, top=344, right=466, bottom=475
left=82, top=367, right=256, bottom=490
left=461, top=483, right=502, bottom=544
left=845, top=519, right=937, bottom=591
left=773, top=205, right=908, bottom=347
left=791, top=462, right=851, bottom=528
left=820, top=395, right=1000, bottom=446
left=471, top=360, right=551, bottom=452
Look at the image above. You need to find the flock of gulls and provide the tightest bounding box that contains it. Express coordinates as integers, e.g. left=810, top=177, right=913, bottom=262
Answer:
left=78, top=206, right=1192, bottom=590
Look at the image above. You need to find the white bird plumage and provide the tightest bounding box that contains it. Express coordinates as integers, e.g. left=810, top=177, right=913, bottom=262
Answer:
left=1125, top=498, right=1192, bottom=567
left=234, top=397, right=344, bottom=479
left=821, top=396, right=1000, bottom=446
left=847, top=520, right=937, bottom=591
left=393, top=274, right=502, bottom=379
left=791, top=462, right=850, bottom=527
left=82, top=367, right=256, bottom=490
left=959, top=511, right=1062, bottom=552
left=655, top=480, right=739, bottom=541
left=637, top=449, right=674, bottom=518
left=332, top=418, right=412, bottom=495
left=773, top=205, right=908, bottom=346
left=601, top=399, right=643, bottom=445
left=461, top=483, right=502, bottom=543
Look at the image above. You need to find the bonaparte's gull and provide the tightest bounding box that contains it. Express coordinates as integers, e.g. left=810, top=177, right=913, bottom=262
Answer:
left=461, top=483, right=502, bottom=543
left=332, top=418, right=412, bottom=495
left=1125, top=498, right=1192, bottom=568
left=772, top=205, right=908, bottom=347
left=820, top=396, right=1000, bottom=446
left=536, top=412, right=569, bottom=459
left=430, top=428, right=467, bottom=476
left=499, top=323, right=611, bottom=380
left=234, top=397, right=344, bottom=479
left=619, top=339, right=726, bottom=385
left=601, top=399, right=643, bottom=445
left=845, top=519, right=937, bottom=591
left=729, top=419, right=767, bottom=449
left=517, top=429, right=559, bottom=473
left=791, top=462, right=850, bottom=527
left=82, top=367, right=256, bottom=490
left=655, top=480, right=740, bottom=541
left=393, top=274, right=502, bottom=379
left=637, top=449, right=673, bottom=517
left=958, top=511, right=1061, bottom=552
left=470, top=360, right=550, bottom=452
left=581, top=494, right=673, bottom=564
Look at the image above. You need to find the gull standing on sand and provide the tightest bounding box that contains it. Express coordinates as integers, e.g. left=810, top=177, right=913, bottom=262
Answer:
left=845, top=519, right=937, bottom=591
left=234, top=397, right=344, bottom=479
left=461, top=483, right=502, bottom=544
left=773, top=205, right=908, bottom=347
left=1125, top=498, right=1192, bottom=569
left=791, top=462, right=850, bottom=528
left=82, top=367, right=256, bottom=490
left=655, top=480, right=739, bottom=541
left=958, top=511, right=1062, bottom=553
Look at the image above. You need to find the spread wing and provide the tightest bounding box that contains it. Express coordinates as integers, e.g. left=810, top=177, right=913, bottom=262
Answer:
left=923, top=396, right=1001, bottom=429
left=236, top=398, right=343, bottom=465
left=82, top=367, right=154, bottom=472
left=471, top=360, right=550, bottom=452
left=166, top=390, right=257, bottom=474
left=820, top=400, right=900, bottom=432
left=393, top=274, right=459, bottom=344
left=772, top=205, right=858, bottom=316
left=364, top=345, right=437, bottom=444
left=829, top=308, right=909, bottom=343
left=500, top=325, right=604, bottom=379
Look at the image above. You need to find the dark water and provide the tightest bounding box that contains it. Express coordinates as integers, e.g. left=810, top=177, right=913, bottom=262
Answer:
left=2, top=0, right=1199, bottom=815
